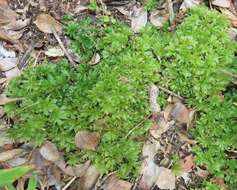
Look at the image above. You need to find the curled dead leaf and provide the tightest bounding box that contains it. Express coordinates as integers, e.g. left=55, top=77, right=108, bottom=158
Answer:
left=0, top=149, right=23, bottom=162
left=45, top=47, right=64, bottom=57
left=102, top=174, right=132, bottom=190
left=212, top=0, right=231, bottom=8
left=75, top=131, right=100, bottom=150
left=89, top=53, right=100, bottom=65
left=34, top=14, right=62, bottom=34
left=40, top=141, right=60, bottom=162
left=150, top=10, right=169, bottom=28
left=180, top=0, right=201, bottom=12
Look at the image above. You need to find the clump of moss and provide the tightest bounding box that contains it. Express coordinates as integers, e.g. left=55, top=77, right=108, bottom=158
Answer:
left=4, top=6, right=236, bottom=186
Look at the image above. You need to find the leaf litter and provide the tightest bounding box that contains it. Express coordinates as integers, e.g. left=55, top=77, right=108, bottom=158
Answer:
left=0, top=0, right=236, bottom=189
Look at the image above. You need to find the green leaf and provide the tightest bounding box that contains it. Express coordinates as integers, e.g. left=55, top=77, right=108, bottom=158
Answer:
left=0, top=165, right=34, bottom=186
left=27, top=174, right=37, bottom=190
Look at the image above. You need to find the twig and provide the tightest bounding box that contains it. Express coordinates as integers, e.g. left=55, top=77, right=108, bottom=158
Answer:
left=124, top=114, right=151, bottom=139
left=18, top=42, right=36, bottom=70
left=51, top=27, right=76, bottom=66
left=158, top=86, right=184, bottom=101
left=167, top=0, right=174, bottom=25
left=62, top=176, right=77, bottom=190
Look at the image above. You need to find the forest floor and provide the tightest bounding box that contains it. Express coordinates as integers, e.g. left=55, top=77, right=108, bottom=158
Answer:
left=0, top=0, right=237, bottom=190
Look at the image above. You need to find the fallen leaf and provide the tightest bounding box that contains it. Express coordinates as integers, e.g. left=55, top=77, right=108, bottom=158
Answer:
left=195, top=167, right=209, bottom=179
left=0, top=43, right=15, bottom=58
left=180, top=0, right=201, bottom=12
left=0, top=94, right=20, bottom=105
left=180, top=155, right=195, bottom=172
left=0, top=6, right=17, bottom=25
left=78, top=165, right=100, bottom=190
left=167, top=102, right=190, bottom=124
left=74, top=4, right=88, bottom=13
left=73, top=160, right=90, bottom=177
left=5, top=67, right=21, bottom=80
left=39, top=141, right=60, bottom=162
left=34, top=14, right=62, bottom=34
left=212, top=0, right=231, bottom=8
left=150, top=10, right=169, bottom=28
left=55, top=159, right=75, bottom=176
left=89, top=53, right=100, bottom=65
left=3, top=18, right=31, bottom=31
left=75, top=131, right=100, bottom=150
left=45, top=47, right=64, bottom=57
left=6, top=157, right=27, bottom=167
left=137, top=138, right=161, bottom=190
left=0, top=0, right=8, bottom=7
left=156, top=167, right=176, bottom=190
left=131, top=6, right=147, bottom=32
left=102, top=174, right=132, bottom=190
left=0, top=58, right=18, bottom=71
left=116, top=6, right=132, bottom=17
left=220, top=8, right=237, bottom=27
left=0, top=149, right=23, bottom=162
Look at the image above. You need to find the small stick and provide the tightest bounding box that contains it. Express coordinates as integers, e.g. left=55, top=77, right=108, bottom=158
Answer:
left=124, top=114, right=151, bottom=139
left=158, top=86, right=184, bottom=101
left=62, top=176, right=77, bottom=190
left=18, top=42, right=36, bottom=69
left=51, top=27, right=76, bottom=66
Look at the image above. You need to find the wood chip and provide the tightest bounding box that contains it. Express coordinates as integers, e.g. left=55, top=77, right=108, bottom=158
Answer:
left=75, top=131, right=100, bottom=150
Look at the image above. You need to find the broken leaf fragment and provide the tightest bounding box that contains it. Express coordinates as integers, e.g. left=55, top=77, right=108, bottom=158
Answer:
left=34, top=14, right=62, bottom=34
left=0, top=94, right=21, bottom=105
left=75, top=131, right=100, bottom=150
left=101, top=174, right=132, bottom=190
left=0, top=149, right=23, bottom=162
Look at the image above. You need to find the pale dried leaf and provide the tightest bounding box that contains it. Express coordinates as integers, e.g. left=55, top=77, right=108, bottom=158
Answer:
left=7, top=157, right=27, bottom=167
left=45, top=47, right=64, bottom=57
left=0, top=6, right=17, bottom=25
left=55, top=159, right=75, bottom=176
left=40, top=141, right=60, bottom=162
left=116, top=6, right=132, bottom=17
left=180, top=0, right=201, bottom=12
left=195, top=167, right=209, bottom=179
left=0, top=43, right=15, bottom=58
left=138, top=138, right=161, bottom=189
left=4, top=18, right=30, bottom=31
left=220, top=8, right=237, bottom=27
left=5, top=67, right=21, bottom=80
left=0, top=0, right=8, bottom=7
left=39, top=0, right=47, bottom=11
left=102, top=174, right=132, bottom=190
left=0, top=58, right=18, bottom=71
left=89, top=53, right=100, bottom=65
left=0, top=94, right=20, bottom=105
left=34, top=14, right=62, bottom=34
left=73, top=160, right=90, bottom=177
left=0, top=29, right=15, bottom=42
left=180, top=155, right=195, bottom=172
left=74, top=5, right=88, bottom=13
left=212, top=0, right=231, bottom=8
left=156, top=167, right=176, bottom=190
left=0, top=148, right=23, bottom=162
left=150, top=10, right=169, bottom=28
left=78, top=165, right=100, bottom=190
left=75, top=131, right=100, bottom=150
left=131, top=6, right=147, bottom=32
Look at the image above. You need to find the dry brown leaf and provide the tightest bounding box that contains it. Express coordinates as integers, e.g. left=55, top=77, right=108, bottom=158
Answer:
left=180, top=155, right=195, bottom=172
left=0, top=148, right=23, bottom=162
left=220, top=8, right=237, bottom=27
left=78, top=165, right=100, bottom=190
left=0, top=94, right=21, bottom=105
left=74, top=4, right=88, bottom=13
left=0, top=0, right=8, bottom=7
left=0, top=6, right=17, bottom=25
left=73, top=160, right=90, bottom=177
left=102, top=174, right=132, bottom=190
left=156, top=167, right=176, bottom=190
left=6, top=157, right=27, bottom=167
left=0, top=132, right=13, bottom=147
left=212, top=0, right=231, bottom=8
left=39, top=141, right=60, bottom=162
left=0, top=57, right=18, bottom=71
left=55, top=159, right=75, bottom=176
left=150, top=10, right=169, bottom=28
left=195, top=167, right=209, bottom=179
left=5, top=67, right=21, bottom=80
left=131, top=6, right=147, bottom=32
left=34, top=14, right=62, bottom=34
left=0, top=29, right=15, bottom=42
left=75, top=131, right=100, bottom=150
left=178, top=132, right=198, bottom=145
left=170, top=102, right=189, bottom=124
